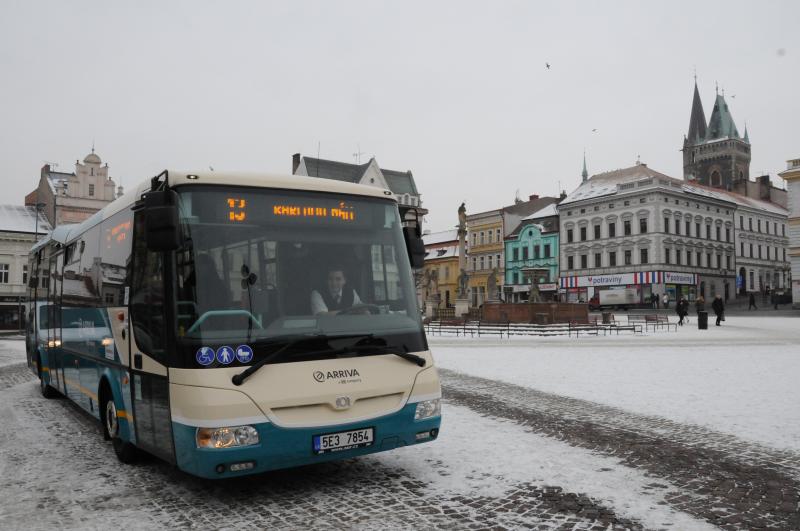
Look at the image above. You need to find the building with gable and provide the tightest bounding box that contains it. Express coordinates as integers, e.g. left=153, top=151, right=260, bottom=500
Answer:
left=291, top=154, right=425, bottom=219
left=503, top=203, right=560, bottom=302
left=778, top=158, right=800, bottom=307
left=25, top=149, right=123, bottom=227
left=421, top=229, right=459, bottom=312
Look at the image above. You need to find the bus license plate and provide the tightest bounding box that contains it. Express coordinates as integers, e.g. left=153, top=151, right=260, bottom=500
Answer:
left=313, top=428, right=374, bottom=454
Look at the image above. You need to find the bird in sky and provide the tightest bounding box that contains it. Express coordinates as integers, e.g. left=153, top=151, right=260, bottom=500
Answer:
left=545, top=62, right=550, bottom=69
left=592, top=128, right=598, bottom=133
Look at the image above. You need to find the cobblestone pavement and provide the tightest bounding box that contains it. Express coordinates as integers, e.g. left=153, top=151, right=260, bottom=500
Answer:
left=442, top=369, right=800, bottom=531
left=0, top=362, right=644, bottom=531
left=1, top=342, right=798, bottom=529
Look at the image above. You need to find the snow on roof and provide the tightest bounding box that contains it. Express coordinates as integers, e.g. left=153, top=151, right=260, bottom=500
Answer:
left=684, top=183, right=787, bottom=215
left=423, top=229, right=458, bottom=246
left=560, top=164, right=674, bottom=206
left=0, top=205, right=52, bottom=234
left=522, top=203, right=558, bottom=220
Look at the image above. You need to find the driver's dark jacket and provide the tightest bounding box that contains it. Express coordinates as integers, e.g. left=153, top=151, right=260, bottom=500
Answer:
left=318, top=286, right=355, bottom=312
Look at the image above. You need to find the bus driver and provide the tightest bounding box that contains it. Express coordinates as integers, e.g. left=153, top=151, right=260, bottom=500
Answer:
left=311, top=267, right=363, bottom=315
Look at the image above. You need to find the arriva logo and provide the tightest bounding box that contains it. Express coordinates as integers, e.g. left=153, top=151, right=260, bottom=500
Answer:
left=313, top=369, right=361, bottom=382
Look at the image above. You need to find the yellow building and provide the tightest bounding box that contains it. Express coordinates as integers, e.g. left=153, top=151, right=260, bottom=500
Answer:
left=422, top=230, right=460, bottom=310
left=466, top=209, right=504, bottom=306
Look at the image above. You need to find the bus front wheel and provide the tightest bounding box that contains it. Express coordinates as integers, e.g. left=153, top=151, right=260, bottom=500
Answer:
left=37, top=354, right=58, bottom=399
left=101, top=387, right=138, bottom=464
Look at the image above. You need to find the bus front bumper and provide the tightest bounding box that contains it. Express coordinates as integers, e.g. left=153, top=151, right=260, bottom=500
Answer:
left=171, top=402, right=441, bottom=479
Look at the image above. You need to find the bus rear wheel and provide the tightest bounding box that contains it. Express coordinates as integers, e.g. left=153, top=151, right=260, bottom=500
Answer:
left=101, top=389, right=138, bottom=464
left=37, top=355, right=58, bottom=399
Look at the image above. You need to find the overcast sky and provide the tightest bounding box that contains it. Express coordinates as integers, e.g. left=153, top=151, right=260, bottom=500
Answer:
left=1, top=1, right=797, bottom=231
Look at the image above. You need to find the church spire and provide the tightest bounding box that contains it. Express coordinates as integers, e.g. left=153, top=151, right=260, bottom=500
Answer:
left=581, top=151, right=588, bottom=182
left=743, top=122, right=750, bottom=143
left=686, top=79, right=707, bottom=143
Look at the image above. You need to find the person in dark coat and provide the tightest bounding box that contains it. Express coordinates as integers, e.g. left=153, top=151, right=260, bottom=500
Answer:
left=748, top=292, right=757, bottom=310
left=676, top=297, right=689, bottom=325
left=712, top=295, right=724, bottom=326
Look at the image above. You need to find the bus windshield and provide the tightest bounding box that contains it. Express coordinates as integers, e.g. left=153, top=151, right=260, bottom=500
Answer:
left=173, top=186, right=426, bottom=364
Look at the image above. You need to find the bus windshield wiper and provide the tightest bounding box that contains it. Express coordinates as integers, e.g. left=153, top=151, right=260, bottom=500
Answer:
left=231, top=333, right=377, bottom=386
left=351, top=344, right=426, bottom=367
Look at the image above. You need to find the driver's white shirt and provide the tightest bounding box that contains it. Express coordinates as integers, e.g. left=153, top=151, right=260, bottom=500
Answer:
left=310, top=289, right=362, bottom=315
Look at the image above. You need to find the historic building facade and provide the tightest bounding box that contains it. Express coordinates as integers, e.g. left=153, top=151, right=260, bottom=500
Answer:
left=778, top=157, right=800, bottom=307
left=558, top=163, right=737, bottom=304
left=421, top=229, right=459, bottom=311
left=292, top=154, right=425, bottom=219
left=683, top=82, right=752, bottom=191
left=25, top=150, right=123, bottom=227
left=503, top=204, right=559, bottom=302
left=0, top=205, right=51, bottom=329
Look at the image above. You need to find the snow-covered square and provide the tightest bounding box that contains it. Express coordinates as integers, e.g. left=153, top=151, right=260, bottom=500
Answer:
left=0, top=314, right=798, bottom=530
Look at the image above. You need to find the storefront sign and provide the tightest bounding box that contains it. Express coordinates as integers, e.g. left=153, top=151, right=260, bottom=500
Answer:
left=561, top=271, right=696, bottom=288
left=538, top=283, right=557, bottom=291
left=663, top=271, right=697, bottom=285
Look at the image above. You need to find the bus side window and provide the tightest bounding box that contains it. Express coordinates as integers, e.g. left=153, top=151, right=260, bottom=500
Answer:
left=131, top=213, right=167, bottom=362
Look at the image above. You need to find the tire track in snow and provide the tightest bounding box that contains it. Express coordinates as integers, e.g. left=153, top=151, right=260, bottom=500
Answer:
left=441, top=368, right=800, bottom=530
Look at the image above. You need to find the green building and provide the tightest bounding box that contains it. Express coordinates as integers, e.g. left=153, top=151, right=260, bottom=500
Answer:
left=503, top=204, right=560, bottom=302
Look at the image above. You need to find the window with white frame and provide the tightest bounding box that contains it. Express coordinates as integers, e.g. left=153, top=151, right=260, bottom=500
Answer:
left=0, top=264, right=8, bottom=284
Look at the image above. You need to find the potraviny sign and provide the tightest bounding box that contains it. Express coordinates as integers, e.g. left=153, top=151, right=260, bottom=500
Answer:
left=560, top=271, right=698, bottom=289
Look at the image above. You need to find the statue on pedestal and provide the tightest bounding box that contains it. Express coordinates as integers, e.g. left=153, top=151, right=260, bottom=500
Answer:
left=457, top=202, right=467, bottom=234
left=457, top=268, right=469, bottom=298
left=487, top=267, right=498, bottom=301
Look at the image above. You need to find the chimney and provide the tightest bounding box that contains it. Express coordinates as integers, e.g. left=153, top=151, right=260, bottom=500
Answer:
left=758, top=175, right=771, bottom=201
left=529, top=194, right=539, bottom=201
left=292, top=153, right=301, bottom=174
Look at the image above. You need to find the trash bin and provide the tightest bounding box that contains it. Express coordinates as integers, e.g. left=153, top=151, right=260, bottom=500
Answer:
left=602, top=311, right=612, bottom=324
left=697, top=310, right=708, bottom=330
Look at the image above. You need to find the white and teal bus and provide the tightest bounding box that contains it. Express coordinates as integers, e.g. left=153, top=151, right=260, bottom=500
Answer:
left=26, top=170, right=441, bottom=478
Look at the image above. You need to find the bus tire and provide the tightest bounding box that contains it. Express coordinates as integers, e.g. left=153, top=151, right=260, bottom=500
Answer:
left=100, top=384, right=138, bottom=464
left=37, top=354, right=58, bottom=399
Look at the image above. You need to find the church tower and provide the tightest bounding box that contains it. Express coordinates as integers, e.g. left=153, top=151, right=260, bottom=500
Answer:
left=682, top=81, right=751, bottom=192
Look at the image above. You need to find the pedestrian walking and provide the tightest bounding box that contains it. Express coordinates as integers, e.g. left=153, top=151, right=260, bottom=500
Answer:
left=748, top=292, right=757, bottom=310
left=676, top=298, right=685, bottom=325
left=772, top=291, right=779, bottom=310
left=712, top=295, right=725, bottom=326
left=695, top=295, right=705, bottom=314
left=662, top=293, right=669, bottom=309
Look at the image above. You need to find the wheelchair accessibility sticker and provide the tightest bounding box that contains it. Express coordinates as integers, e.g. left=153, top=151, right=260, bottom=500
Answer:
left=216, top=346, right=235, bottom=365
left=196, top=347, right=215, bottom=366
left=236, top=345, right=254, bottom=364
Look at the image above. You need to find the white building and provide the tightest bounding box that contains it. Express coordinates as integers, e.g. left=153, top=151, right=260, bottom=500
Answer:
left=778, top=157, right=800, bottom=308
left=0, top=205, right=51, bottom=329
left=558, top=163, right=737, bottom=304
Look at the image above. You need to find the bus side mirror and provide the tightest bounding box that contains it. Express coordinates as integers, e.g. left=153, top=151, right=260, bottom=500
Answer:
left=144, top=190, right=180, bottom=251
left=403, top=227, right=426, bottom=269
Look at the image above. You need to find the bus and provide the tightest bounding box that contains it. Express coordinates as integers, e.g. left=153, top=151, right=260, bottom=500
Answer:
left=26, top=170, right=441, bottom=479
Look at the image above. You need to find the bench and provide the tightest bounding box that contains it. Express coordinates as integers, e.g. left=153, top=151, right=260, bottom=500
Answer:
left=644, top=314, right=677, bottom=332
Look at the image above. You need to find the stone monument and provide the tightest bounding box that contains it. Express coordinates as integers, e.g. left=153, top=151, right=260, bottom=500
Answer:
left=486, top=267, right=500, bottom=302
left=424, top=269, right=440, bottom=319
left=455, top=202, right=470, bottom=317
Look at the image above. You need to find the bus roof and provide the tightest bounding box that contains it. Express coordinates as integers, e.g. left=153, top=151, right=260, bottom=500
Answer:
left=30, top=170, right=396, bottom=253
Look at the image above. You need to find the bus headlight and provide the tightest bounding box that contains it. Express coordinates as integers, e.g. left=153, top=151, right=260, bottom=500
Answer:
left=414, top=398, right=441, bottom=420
left=196, top=426, right=260, bottom=449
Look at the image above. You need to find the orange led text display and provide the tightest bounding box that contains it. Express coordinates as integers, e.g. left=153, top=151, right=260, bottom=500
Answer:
left=227, top=198, right=247, bottom=222
left=272, top=202, right=355, bottom=222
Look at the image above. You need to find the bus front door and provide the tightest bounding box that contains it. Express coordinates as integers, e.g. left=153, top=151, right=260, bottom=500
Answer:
left=47, top=254, right=63, bottom=393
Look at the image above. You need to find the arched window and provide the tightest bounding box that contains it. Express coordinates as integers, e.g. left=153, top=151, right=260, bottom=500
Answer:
left=710, top=171, right=721, bottom=188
